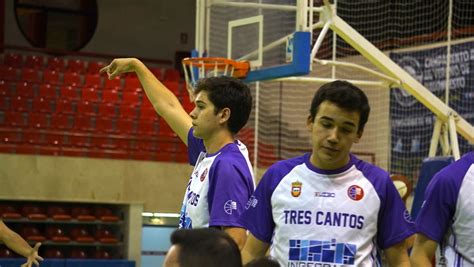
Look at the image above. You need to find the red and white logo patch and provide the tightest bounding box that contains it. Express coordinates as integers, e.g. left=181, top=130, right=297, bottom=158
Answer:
left=347, top=185, right=364, bottom=201
left=200, top=168, right=208, bottom=182
left=291, top=181, right=302, bottom=197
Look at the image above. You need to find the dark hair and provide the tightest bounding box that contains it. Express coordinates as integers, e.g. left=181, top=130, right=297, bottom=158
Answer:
left=309, top=80, right=370, bottom=133
left=245, top=257, right=281, bottom=267
left=195, top=76, right=252, bottom=134
left=170, top=228, right=242, bottom=267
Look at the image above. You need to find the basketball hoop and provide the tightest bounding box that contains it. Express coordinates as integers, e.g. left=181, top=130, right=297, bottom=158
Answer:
left=182, top=57, right=250, bottom=101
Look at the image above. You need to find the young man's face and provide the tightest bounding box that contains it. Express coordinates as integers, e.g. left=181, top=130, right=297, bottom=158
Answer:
left=190, top=91, right=225, bottom=139
left=307, top=100, right=363, bottom=170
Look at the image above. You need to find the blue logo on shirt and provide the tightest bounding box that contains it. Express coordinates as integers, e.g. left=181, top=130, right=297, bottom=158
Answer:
left=289, top=239, right=356, bottom=265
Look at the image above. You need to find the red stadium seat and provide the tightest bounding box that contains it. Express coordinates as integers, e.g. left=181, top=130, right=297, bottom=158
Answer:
left=76, top=101, right=96, bottom=116
left=46, top=226, right=70, bottom=242
left=84, top=74, right=102, bottom=88
left=139, top=107, right=157, bottom=120
left=122, top=91, right=140, bottom=103
left=50, top=114, right=72, bottom=130
left=164, top=68, right=180, bottom=81
left=71, top=207, right=96, bottom=221
left=32, top=97, right=54, bottom=113
left=43, top=69, right=61, bottom=85
left=163, top=80, right=180, bottom=96
left=70, top=227, right=95, bottom=243
left=20, top=226, right=46, bottom=242
left=150, top=67, right=162, bottom=79
left=5, top=111, right=28, bottom=127
left=60, top=86, right=80, bottom=100
left=56, top=99, right=76, bottom=114
left=20, top=68, right=41, bottom=83
left=87, top=61, right=106, bottom=74
left=73, top=115, right=94, bottom=132
left=70, top=248, right=89, bottom=259
left=0, top=66, right=18, bottom=81
left=38, top=84, right=57, bottom=98
left=95, top=228, right=118, bottom=243
left=67, top=59, right=86, bottom=73
left=124, top=76, right=141, bottom=91
left=21, top=204, right=47, bottom=220
left=118, top=104, right=137, bottom=119
left=103, top=76, right=122, bottom=90
left=47, top=205, right=71, bottom=221
left=81, top=87, right=100, bottom=102
left=94, top=207, right=119, bottom=222
left=115, top=119, right=135, bottom=135
left=0, top=204, right=21, bottom=219
left=28, top=113, right=48, bottom=128
left=137, top=120, right=156, bottom=136
left=16, top=82, right=35, bottom=97
left=96, top=118, right=115, bottom=134
left=4, top=53, right=23, bottom=67
left=0, top=247, right=14, bottom=258
left=63, top=72, right=82, bottom=86
left=102, top=89, right=119, bottom=103
left=98, top=103, right=117, bottom=118
left=46, top=57, right=65, bottom=71
left=94, top=249, right=111, bottom=259
left=24, top=55, right=44, bottom=69
left=44, top=248, right=64, bottom=258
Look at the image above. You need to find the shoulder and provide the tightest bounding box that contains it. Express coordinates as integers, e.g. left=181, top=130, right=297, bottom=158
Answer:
left=258, top=154, right=307, bottom=189
left=353, top=156, right=391, bottom=183
left=428, top=152, right=473, bottom=191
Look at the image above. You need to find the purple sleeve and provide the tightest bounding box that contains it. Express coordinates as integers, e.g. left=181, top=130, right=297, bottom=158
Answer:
left=415, top=163, right=464, bottom=242
left=237, top=169, right=276, bottom=243
left=356, top=161, right=416, bottom=249
left=207, top=157, right=254, bottom=228
left=238, top=158, right=303, bottom=243
left=187, top=128, right=205, bottom=165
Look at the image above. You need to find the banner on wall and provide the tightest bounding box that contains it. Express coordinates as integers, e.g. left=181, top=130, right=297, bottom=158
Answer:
left=390, top=41, right=474, bottom=177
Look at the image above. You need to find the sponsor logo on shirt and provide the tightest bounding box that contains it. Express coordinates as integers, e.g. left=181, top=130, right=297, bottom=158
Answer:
left=288, top=239, right=357, bottom=265
left=315, top=191, right=335, bottom=198
left=347, top=185, right=364, bottom=201
left=224, top=200, right=237, bottom=215
left=403, top=209, right=413, bottom=223
left=291, top=181, right=302, bottom=197
left=199, top=168, right=208, bottom=182
left=245, top=195, right=258, bottom=209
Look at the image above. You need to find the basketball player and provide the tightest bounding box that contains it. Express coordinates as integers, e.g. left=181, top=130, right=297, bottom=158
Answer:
left=238, top=80, right=415, bottom=266
left=100, top=59, right=254, bottom=248
left=0, top=220, right=43, bottom=266
left=410, top=151, right=474, bottom=266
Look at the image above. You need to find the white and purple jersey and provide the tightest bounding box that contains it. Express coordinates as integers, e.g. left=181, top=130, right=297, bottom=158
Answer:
left=239, top=153, right=415, bottom=267
left=178, top=128, right=255, bottom=229
left=415, top=151, right=474, bottom=266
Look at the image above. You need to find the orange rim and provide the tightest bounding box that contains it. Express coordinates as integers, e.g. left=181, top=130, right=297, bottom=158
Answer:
left=182, top=57, right=250, bottom=78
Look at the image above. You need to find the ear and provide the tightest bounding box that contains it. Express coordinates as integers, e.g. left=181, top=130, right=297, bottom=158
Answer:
left=219, top=107, right=231, bottom=124
left=306, top=115, right=314, bottom=132
left=354, top=129, right=364, bottom=143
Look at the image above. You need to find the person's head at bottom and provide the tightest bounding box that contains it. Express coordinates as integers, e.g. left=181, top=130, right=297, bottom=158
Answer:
left=163, top=228, right=242, bottom=267
left=245, top=256, right=281, bottom=267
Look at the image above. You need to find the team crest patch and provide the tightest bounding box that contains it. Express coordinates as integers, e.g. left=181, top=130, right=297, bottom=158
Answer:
left=291, top=181, right=302, bottom=197
left=347, top=185, right=364, bottom=201
left=200, top=168, right=208, bottom=182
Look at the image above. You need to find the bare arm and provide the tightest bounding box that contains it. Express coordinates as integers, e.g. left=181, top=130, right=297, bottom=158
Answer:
left=222, top=227, right=247, bottom=250
left=384, top=239, right=411, bottom=267
left=101, top=58, right=193, bottom=144
left=410, top=234, right=437, bottom=267
left=0, top=221, right=43, bottom=267
left=241, top=233, right=270, bottom=265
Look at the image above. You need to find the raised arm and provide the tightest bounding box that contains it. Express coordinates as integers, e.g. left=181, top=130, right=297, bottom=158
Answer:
left=410, top=234, right=437, bottom=267
left=0, top=221, right=43, bottom=267
left=241, top=233, right=270, bottom=265
left=100, top=58, right=193, bottom=144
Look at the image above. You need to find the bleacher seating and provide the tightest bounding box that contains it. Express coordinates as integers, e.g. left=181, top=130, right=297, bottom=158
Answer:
left=1, top=52, right=263, bottom=164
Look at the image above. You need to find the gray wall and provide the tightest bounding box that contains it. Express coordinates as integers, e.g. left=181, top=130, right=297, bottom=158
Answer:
left=4, top=0, right=196, bottom=63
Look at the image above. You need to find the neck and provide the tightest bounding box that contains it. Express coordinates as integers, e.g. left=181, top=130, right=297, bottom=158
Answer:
left=203, top=130, right=234, bottom=154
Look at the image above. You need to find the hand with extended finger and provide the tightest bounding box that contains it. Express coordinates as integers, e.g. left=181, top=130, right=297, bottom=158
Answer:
left=100, top=58, right=138, bottom=79
left=21, top=242, right=43, bottom=267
